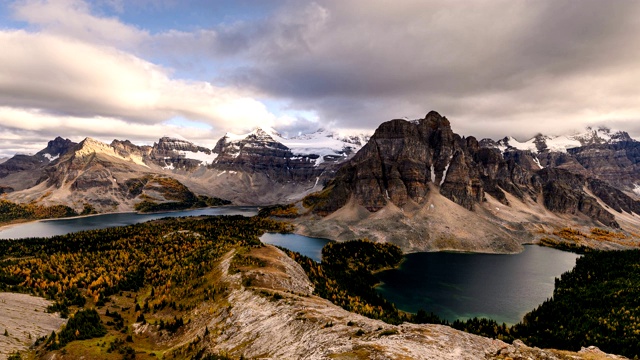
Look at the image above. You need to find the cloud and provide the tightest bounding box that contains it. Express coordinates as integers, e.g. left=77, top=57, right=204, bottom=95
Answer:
left=214, top=0, right=640, bottom=139
left=0, top=28, right=279, bottom=129
left=12, top=0, right=147, bottom=49
left=3, top=0, right=640, bottom=160
left=0, top=107, right=227, bottom=157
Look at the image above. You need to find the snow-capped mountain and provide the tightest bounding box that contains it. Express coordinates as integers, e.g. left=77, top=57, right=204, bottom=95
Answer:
left=214, top=127, right=368, bottom=166
left=151, top=136, right=218, bottom=170
left=1, top=116, right=638, bottom=215
left=479, top=126, right=640, bottom=197
left=489, top=127, right=634, bottom=154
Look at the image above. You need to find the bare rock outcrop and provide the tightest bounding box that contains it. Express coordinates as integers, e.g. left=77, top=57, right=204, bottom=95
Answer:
left=301, top=112, right=640, bottom=252
left=178, top=245, right=626, bottom=359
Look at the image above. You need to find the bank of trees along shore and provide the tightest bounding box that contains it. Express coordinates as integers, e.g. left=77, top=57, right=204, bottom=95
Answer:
left=0, top=215, right=291, bottom=358
left=0, top=199, right=95, bottom=225
left=285, top=240, right=640, bottom=359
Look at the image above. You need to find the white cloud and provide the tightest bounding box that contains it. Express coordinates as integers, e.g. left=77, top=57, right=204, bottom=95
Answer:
left=0, top=29, right=278, bottom=130
left=0, top=107, right=227, bottom=157
left=12, top=0, right=147, bottom=49
left=3, top=0, right=640, bottom=159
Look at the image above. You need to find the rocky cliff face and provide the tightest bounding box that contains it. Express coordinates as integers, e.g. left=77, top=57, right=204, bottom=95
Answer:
left=300, top=112, right=640, bottom=252
left=0, top=136, right=76, bottom=179
left=567, top=142, right=640, bottom=193
left=484, top=127, right=640, bottom=197
left=309, top=112, right=543, bottom=215
left=211, top=128, right=365, bottom=183
left=0, top=136, right=77, bottom=191
left=148, top=136, right=216, bottom=171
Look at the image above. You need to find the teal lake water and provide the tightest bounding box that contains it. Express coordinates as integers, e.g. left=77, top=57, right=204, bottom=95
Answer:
left=375, top=246, right=580, bottom=324
left=259, top=233, right=331, bottom=262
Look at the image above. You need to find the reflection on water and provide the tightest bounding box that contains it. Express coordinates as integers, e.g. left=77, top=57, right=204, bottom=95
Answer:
left=0, top=207, right=258, bottom=240
left=259, top=233, right=331, bottom=262
left=375, top=246, right=580, bottom=324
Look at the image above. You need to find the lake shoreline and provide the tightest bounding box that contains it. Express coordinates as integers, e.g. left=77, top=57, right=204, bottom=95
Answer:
left=0, top=210, right=136, bottom=232
left=0, top=204, right=256, bottom=232
left=0, top=206, right=260, bottom=240
left=374, top=245, right=581, bottom=325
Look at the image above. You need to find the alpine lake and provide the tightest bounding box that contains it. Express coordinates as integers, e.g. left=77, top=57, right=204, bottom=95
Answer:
left=0, top=208, right=579, bottom=325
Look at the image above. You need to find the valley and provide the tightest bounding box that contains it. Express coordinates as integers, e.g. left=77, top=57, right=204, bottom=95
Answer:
left=0, top=215, right=630, bottom=359
left=1, top=111, right=640, bottom=359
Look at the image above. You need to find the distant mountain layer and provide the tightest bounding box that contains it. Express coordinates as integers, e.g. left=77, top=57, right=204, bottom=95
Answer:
left=480, top=127, right=640, bottom=195
left=483, top=127, right=633, bottom=153
left=0, top=128, right=368, bottom=211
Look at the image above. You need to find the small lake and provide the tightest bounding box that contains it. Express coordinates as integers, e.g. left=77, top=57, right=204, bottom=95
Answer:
left=260, top=233, right=332, bottom=262
left=375, top=245, right=580, bottom=325
left=0, top=206, right=258, bottom=239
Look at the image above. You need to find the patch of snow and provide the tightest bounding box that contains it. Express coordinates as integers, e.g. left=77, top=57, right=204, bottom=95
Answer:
left=223, top=127, right=369, bottom=159
left=544, top=136, right=582, bottom=152
left=181, top=150, right=218, bottom=165
left=430, top=165, right=435, bottom=183
left=499, top=135, right=582, bottom=153
left=440, top=156, right=453, bottom=186
left=498, top=126, right=634, bottom=155
left=43, top=153, right=59, bottom=161
left=163, top=162, right=175, bottom=170
left=533, top=157, right=543, bottom=169
left=217, top=171, right=227, bottom=177
left=633, top=184, right=640, bottom=196
left=385, top=190, right=390, bottom=199
left=500, top=136, right=538, bottom=152
left=314, top=177, right=320, bottom=187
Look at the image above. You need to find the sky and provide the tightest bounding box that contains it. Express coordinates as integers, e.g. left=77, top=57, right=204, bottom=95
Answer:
left=1, top=0, right=640, bottom=157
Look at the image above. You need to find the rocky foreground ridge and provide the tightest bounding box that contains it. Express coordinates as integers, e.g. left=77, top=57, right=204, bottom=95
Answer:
left=142, top=245, right=625, bottom=359
left=297, top=111, right=640, bottom=253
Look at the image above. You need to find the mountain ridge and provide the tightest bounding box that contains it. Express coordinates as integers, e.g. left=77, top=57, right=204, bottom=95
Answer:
left=296, top=111, right=640, bottom=253
left=1, top=113, right=639, bottom=253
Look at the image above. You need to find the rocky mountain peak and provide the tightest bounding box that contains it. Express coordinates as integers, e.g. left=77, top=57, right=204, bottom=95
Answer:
left=36, top=136, right=76, bottom=160
left=302, top=111, right=640, bottom=252
left=422, top=110, right=451, bottom=128
left=73, top=137, right=115, bottom=157
left=155, top=136, right=211, bottom=153
left=572, top=126, right=633, bottom=146
left=484, top=127, right=637, bottom=155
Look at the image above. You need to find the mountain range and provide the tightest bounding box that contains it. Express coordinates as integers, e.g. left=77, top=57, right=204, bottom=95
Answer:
left=0, top=128, right=367, bottom=211
left=1, top=111, right=639, bottom=253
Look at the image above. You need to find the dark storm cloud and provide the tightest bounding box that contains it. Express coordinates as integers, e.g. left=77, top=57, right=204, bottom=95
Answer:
left=216, top=0, right=640, bottom=139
